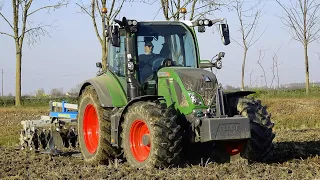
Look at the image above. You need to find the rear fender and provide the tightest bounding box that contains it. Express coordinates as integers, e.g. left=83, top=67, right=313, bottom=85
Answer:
left=78, top=73, right=127, bottom=107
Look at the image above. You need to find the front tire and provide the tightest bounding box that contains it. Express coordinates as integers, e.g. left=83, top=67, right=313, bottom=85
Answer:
left=121, top=102, right=183, bottom=168
left=236, top=97, right=275, bottom=162
left=78, top=86, right=119, bottom=164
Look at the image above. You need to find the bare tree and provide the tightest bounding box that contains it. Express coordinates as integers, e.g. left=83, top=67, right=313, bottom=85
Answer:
left=0, top=0, right=68, bottom=106
left=68, top=83, right=82, bottom=97
left=232, top=0, right=265, bottom=90
left=76, top=0, right=125, bottom=71
left=249, top=70, right=254, bottom=87
left=249, top=70, right=260, bottom=88
left=158, top=0, right=227, bottom=21
left=270, top=47, right=281, bottom=89
left=256, top=49, right=268, bottom=88
left=276, top=61, right=281, bottom=89
left=35, top=88, right=46, bottom=97
left=50, top=88, right=64, bottom=97
left=276, top=0, right=320, bottom=94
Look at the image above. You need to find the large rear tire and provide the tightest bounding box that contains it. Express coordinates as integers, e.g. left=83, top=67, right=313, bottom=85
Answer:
left=121, top=102, right=183, bottom=168
left=236, top=97, right=275, bottom=162
left=78, top=85, right=119, bottom=164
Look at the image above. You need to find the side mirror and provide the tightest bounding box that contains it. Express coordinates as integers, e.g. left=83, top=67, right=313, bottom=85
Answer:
left=219, top=23, right=230, bottom=46
left=110, top=25, right=120, bottom=47
left=217, top=52, right=225, bottom=60
left=96, top=62, right=102, bottom=68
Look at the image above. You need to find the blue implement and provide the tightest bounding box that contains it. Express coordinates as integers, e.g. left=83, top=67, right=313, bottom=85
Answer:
left=49, top=101, right=79, bottom=119
left=49, top=111, right=78, bottom=119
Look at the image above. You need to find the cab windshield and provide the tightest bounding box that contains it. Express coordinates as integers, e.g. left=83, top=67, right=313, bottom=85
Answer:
left=136, top=23, right=197, bottom=82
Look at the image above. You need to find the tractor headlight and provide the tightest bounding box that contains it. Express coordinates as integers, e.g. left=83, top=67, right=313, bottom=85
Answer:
left=204, top=19, right=210, bottom=26
left=132, top=20, right=138, bottom=26
left=127, top=19, right=138, bottom=33
left=188, top=92, right=204, bottom=106
left=128, top=61, right=134, bottom=71
left=198, top=20, right=204, bottom=26
left=128, top=20, right=138, bottom=26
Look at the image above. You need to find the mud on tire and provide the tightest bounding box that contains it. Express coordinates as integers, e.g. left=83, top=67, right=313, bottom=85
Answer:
left=78, top=85, right=119, bottom=164
left=236, top=97, right=275, bottom=162
left=121, top=101, right=183, bottom=168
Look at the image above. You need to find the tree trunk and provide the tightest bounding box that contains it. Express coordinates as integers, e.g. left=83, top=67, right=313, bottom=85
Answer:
left=304, top=44, right=309, bottom=94
left=241, top=49, right=248, bottom=90
left=102, top=39, right=107, bottom=70
left=277, top=67, right=280, bottom=89
left=101, top=12, right=107, bottom=70
left=15, top=43, right=22, bottom=106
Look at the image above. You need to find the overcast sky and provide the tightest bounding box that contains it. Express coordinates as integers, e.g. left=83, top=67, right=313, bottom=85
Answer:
left=0, top=0, right=319, bottom=96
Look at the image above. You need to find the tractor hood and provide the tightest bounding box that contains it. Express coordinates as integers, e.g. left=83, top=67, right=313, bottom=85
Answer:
left=174, top=68, right=218, bottom=105
left=157, top=67, right=218, bottom=115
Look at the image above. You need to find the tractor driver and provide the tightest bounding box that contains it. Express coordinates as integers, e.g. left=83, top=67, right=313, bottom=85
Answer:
left=138, top=41, right=159, bottom=82
left=138, top=41, right=156, bottom=66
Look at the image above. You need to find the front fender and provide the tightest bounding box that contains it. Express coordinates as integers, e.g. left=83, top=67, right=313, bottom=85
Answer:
left=121, top=95, right=164, bottom=116
left=224, top=90, right=256, bottom=116
left=224, top=91, right=256, bottom=99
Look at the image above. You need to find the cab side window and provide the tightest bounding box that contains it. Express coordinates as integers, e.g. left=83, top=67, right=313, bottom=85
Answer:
left=108, top=36, right=125, bottom=77
left=170, top=34, right=183, bottom=65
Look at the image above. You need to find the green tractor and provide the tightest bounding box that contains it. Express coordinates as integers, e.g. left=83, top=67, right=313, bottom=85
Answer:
left=77, top=17, right=275, bottom=168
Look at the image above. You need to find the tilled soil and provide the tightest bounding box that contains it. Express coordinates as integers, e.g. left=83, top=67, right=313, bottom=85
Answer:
left=1, top=107, right=320, bottom=179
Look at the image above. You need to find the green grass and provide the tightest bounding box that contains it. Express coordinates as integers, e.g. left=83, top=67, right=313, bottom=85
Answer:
left=260, top=97, right=320, bottom=131
left=0, top=128, right=20, bottom=146
left=0, top=96, right=78, bottom=107
left=249, top=86, right=320, bottom=99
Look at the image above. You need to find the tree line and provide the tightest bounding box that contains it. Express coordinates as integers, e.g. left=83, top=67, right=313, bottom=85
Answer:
left=0, top=0, right=319, bottom=106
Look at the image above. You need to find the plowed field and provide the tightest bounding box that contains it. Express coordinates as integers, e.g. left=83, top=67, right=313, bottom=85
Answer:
left=1, top=98, right=320, bottom=179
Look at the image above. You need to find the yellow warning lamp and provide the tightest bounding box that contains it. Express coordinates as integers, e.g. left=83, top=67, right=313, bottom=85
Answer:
left=101, top=7, right=107, bottom=14
left=180, top=8, right=187, bottom=14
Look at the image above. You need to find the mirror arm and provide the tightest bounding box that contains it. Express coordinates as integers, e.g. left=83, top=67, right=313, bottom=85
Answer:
left=211, top=18, right=225, bottom=25
left=199, top=62, right=216, bottom=68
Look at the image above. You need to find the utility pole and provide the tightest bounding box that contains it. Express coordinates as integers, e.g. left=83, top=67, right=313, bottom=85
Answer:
left=1, top=69, right=3, bottom=96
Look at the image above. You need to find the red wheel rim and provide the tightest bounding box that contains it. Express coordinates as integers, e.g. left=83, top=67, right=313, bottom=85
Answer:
left=83, top=104, right=99, bottom=154
left=130, top=120, right=150, bottom=162
left=225, top=143, right=243, bottom=156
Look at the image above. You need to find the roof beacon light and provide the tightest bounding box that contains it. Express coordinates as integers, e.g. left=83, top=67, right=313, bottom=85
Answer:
left=180, top=8, right=187, bottom=14
left=101, top=7, right=107, bottom=14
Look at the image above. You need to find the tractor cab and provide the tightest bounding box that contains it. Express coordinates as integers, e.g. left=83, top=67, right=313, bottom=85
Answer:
left=105, top=18, right=230, bottom=100
left=135, top=22, right=197, bottom=83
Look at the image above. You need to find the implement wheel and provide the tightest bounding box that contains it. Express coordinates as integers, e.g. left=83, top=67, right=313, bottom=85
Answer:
left=78, top=85, right=119, bottom=164
left=121, top=102, right=183, bottom=168
left=236, top=97, right=275, bottom=162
